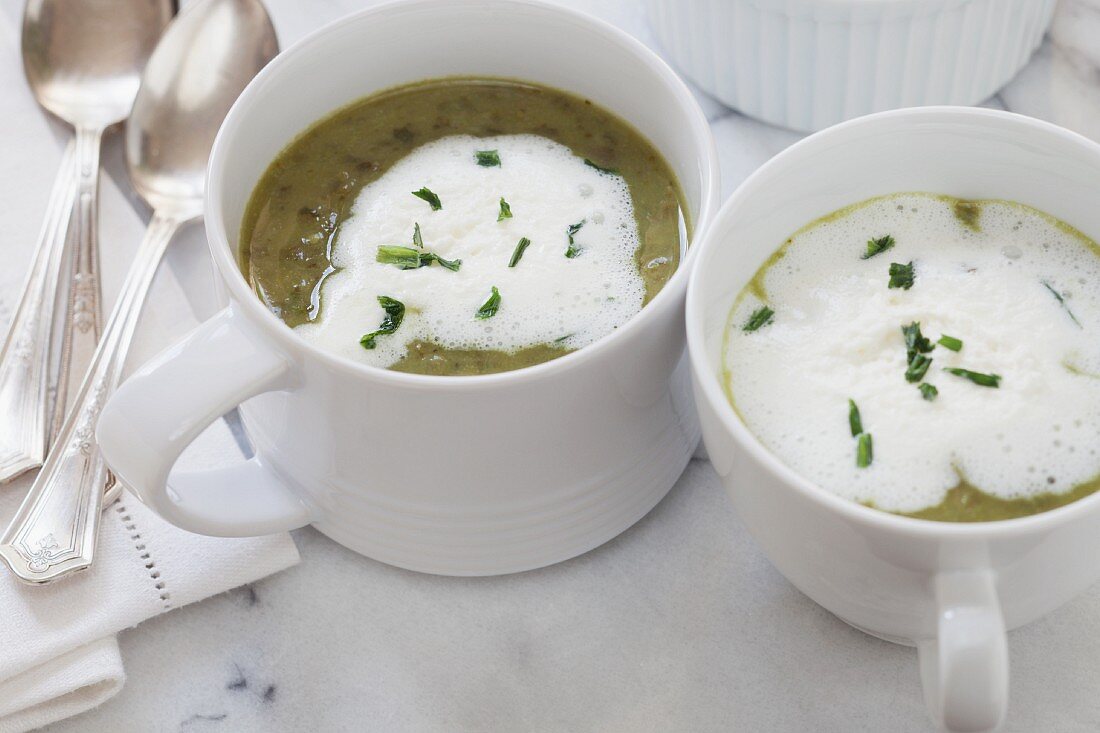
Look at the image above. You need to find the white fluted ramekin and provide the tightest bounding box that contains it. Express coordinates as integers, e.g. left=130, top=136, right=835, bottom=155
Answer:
left=646, top=0, right=1056, bottom=132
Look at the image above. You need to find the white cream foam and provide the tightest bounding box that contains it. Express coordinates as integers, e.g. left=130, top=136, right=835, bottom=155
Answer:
left=724, top=194, right=1100, bottom=512
left=295, top=134, right=645, bottom=367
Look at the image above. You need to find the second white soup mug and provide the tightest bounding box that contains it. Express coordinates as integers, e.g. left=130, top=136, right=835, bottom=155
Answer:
left=95, top=0, right=719, bottom=575
left=688, top=107, right=1100, bottom=732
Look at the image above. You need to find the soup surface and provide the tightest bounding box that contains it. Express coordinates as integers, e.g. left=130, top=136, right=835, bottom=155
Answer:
left=240, top=78, right=685, bottom=375
left=723, top=193, right=1100, bottom=522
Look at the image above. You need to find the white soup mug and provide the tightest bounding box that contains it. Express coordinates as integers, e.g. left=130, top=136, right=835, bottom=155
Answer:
left=687, top=107, right=1100, bottom=732
left=97, top=0, right=719, bottom=576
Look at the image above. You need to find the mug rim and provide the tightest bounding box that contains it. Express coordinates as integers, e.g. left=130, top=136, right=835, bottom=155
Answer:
left=686, top=105, right=1100, bottom=538
left=204, top=0, right=719, bottom=391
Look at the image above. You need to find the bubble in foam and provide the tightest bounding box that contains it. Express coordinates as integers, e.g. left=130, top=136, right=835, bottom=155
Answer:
left=723, top=193, right=1100, bottom=512
left=295, top=133, right=647, bottom=368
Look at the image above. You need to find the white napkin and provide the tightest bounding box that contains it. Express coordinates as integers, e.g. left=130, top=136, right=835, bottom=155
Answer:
left=0, top=8, right=299, bottom=732
left=0, top=432, right=299, bottom=733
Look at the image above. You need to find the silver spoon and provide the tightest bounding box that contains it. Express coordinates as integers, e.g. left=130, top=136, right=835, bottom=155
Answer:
left=0, top=0, right=175, bottom=483
left=0, top=0, right=278, bottom=584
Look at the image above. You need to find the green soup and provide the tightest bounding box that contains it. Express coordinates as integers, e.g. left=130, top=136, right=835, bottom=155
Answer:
left=239, top=78, right=686, bottom=376
left=723, top=192, right=1100, bottom=523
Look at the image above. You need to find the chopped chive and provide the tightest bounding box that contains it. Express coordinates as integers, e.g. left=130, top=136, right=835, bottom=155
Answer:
left=906, top=354, right=933, bottom=383
left=508, top=237, right=532, bottom=268
left=427, top=252, right=462, bottom=272
left=743, top=306, right=775, bottom=332
left=475, top=286, right=501, bottom=320
left=360, top=296, right=405, bottom=349
left=919, top=383, right=939, bottom=401
left=1042, top=281, right=1082, bottom=327
left=553, top=333, right=573, bottom=344
left=412, top=222, right=424, bottom=249
left=566, top=220, right=585, bottom=258
left=376, top=245, right=460, bottom=272
left=861, top=234, right=895, bottom=260
left=937, top=334, right=963, bottom=352
left=944, top=367, right=1001, bottom=388
left=376, top=245, right=424, bottom=270
left=583, top=158, right=617, bottom=174
left=497, top=197, right=512, bottom=222
left=856, top=433, right=873, bottom=468
left=901, top=322, right=934, bottom=360
left=888, top=261, right=915, bottom=290
left=475, top=150, right=501, bottom=167
left=848, top=399, right=863, bottom=437
left=411, top=187, right=442, bottom=210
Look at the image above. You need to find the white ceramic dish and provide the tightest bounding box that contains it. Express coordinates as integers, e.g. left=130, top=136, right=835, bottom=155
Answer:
left=96, top=0, right=719, bottom=576
left=646, top=0, right=1057, bottom=132
left=687, top=106, right=1100, bottom=731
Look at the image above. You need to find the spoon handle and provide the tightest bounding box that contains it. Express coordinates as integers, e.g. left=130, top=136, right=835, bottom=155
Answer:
left=50, top=126, right=106, bottom=447
left=0, top=141, right=77, bottom=483
left=0, top=211, right=187, bottom=584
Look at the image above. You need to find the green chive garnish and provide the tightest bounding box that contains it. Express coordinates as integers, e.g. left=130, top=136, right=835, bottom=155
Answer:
left=848, top=399, right=863, bottom=437
left=376, top=245, right=461, bottom=272
left=497, top=197, right=512, bottom=222
left=360, top=296, right=405, bottom=349
left=849, top=401, right=871, bottom=467
left=856, top=433, right=873, bottom=468
left=861, top=235, right=895, bottom=260
left=901, top=322, right=934, bottom=360
left=475, top=286, right=501, bottom=320
left=412, top=222, right=424, bottom=249
left=888, top=261, right=915, bottom=290
left=937, top=334, right=963, bottom=352
left=1043, top=281, right=1082, bottom=327
left=475, top=150, right=501, bottom=167
left=906, top=354, right=933, bottom=383
left=509, top=237, right=532, bottom=268
left=566, top=220, right=585, bottom=258
left=901, top=322, right=935, bottom=382
left=944, top=368, right=1001, bottom=388
left=743, top=306, right=775, bottom=332
left=919, top=383, right=939, bottom=401
left=583, top=158, right=617, bottom=174
left=376, top=245, right=423, bottom=270
left=427, top=252, right=462, bottom=272
left=412, top=187, right=442, bottom=210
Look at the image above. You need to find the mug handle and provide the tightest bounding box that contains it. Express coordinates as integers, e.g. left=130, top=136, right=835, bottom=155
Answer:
left=96, top=306, right=312, bottom=536
left=917, top=570, right=1008, bottom=733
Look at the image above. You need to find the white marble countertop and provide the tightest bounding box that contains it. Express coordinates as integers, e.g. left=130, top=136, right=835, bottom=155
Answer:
left=29, top=0, right=1100, bottom=730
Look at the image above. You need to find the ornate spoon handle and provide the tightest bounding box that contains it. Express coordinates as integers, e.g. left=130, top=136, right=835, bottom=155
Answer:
left=0, top=141, right=77, bottom=482
left=50, top=126, right=106, bottom=446
left=0, top=211, right=188, bottom=584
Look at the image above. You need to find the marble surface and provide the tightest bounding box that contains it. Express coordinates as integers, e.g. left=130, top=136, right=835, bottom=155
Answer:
left=21, top=0, right=1100, bottom=730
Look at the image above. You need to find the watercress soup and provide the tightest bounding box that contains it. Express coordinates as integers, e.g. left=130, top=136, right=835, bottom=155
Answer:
left=723, top=193, right=1100, bottom=522
left=240, top=78, right=686, bottom=375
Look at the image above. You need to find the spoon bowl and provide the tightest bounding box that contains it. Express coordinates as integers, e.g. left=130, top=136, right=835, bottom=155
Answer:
left=126, top=0, right=278, bottom=213
left=22, top=0, right=175, bottom=128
